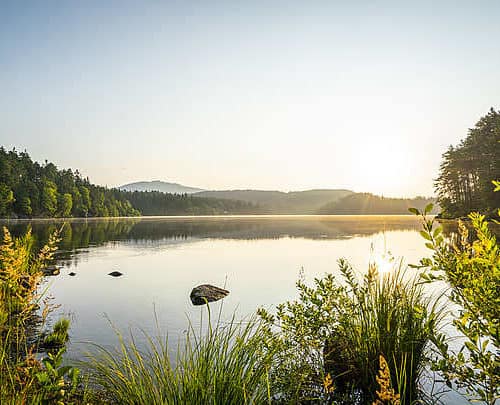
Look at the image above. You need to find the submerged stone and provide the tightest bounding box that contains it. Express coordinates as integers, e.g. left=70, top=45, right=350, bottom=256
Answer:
left=108, top=271, right=123, bottom=277
left=190, top=284, right=229, bottom=305
left=68, top=272, right=76, bottom=276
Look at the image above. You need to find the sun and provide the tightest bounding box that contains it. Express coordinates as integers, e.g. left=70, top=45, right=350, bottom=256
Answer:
left=351, top=138, right=415, bottom=196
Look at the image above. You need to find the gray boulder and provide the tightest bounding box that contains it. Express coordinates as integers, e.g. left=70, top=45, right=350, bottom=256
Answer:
left=190, top=284, right=229, bottom=305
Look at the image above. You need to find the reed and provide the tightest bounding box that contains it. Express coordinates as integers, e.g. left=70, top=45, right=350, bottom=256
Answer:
left=84, top=307, right=275, bottom=404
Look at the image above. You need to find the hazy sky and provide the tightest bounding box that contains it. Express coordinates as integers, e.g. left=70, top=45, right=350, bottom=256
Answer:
left=1, top=1, right=499, bottom=197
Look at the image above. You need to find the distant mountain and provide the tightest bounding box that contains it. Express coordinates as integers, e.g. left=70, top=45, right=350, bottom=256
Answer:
left=119, top=180, right=204, bottom=195
left=117, top=180, right=438, bottom=215
left=193, top=189, right=354, bottom=214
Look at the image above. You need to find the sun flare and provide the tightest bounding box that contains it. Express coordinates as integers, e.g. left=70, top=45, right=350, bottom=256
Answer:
left=368, top=240, right=395, bottom=274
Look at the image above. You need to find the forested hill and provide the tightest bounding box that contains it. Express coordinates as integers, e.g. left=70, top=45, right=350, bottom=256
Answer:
left=121, top=190, right=258, bottom=216
left=0, top=148, right=258, bottom=218
left=317, top=193, right=438, bottom=215
left=193, top=189, right=353, bottom=214
left=0, top=148, right=140, bottom=218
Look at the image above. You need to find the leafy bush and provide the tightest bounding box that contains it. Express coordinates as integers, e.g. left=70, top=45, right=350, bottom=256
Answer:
left=258, top=258, right=444, bottom=404
left=411, top=196, right=500, bottom=405
left=43, top=318, right=70, bottom=350
left=34, top=347, right=80, bottom=404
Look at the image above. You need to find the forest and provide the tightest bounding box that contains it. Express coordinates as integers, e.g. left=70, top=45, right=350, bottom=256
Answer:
left=0, top=148, right=256, bottom=218
left=435, top=108, right=500, bottom=218
left=0, top=148, right=140, bottom=218
left=317, top=193, right=437, bottom=215
left=122, top=190, right=258, bottom=215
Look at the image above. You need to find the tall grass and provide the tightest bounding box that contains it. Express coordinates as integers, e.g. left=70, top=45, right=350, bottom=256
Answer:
left=0, top=226, right=81, bottom=404
left=335, top=261, right=445, bottom=403
left=258, top=259, right=446, bottom=404
left=84, top=307, right=275, bottom=404
left=0, top=226, right=52, bottom=402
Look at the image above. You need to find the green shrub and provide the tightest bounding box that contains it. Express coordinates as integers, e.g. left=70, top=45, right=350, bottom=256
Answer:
left=43, top=318, right=70, bottom=350
left=258, top=259, right=445, bottom=404
left=412, top=196, right=500, bottom=405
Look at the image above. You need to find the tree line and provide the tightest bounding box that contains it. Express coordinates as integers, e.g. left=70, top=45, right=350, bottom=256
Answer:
left=0, top=148, right=257, bottom=218
left=436, top=107, right=500, bottom=218
left=122, top=190, right=258, bottom=216
left=0, top=148, right=140, bottom=217
left=317, top=193, right=437, bottom=215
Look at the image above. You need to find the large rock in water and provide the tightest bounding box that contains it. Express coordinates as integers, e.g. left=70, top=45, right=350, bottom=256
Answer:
left=190, top=284, right=229, bottom=305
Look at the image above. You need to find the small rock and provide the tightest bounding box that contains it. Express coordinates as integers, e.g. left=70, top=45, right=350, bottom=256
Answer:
left=68, top=272, right=76, bottom=276
left=190, top=284, right=229, bottom=306
left=108, top=271, right=123, bottom=277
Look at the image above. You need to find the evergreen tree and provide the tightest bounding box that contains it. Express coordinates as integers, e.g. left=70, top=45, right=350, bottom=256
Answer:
left=435, top=108, right=500, bottom=218
left=0, top=183, right=15, bottom=216
left=41, top=179, right=58, bottom=217
left=57, top=193, right=73, bottom=217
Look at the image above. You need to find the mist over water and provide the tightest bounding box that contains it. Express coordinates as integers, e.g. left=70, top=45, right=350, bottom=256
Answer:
left=2, top=216, right=429, bottom=350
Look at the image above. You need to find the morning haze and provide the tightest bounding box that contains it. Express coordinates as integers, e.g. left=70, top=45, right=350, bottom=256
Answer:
left=1, top=1, right=499, bottom=197
left=1, top=2, right=499, bottom=405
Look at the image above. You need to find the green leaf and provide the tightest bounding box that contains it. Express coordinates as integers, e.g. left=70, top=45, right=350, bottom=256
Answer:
left=424, top=203, right=434, bottom=214
left=493, top=180, right=500, bottom=192
left=408, top=207, right=420, bottom=215
left=419, top=230, right=432, bottom=241
left=432, top=227, right=442, bottom=238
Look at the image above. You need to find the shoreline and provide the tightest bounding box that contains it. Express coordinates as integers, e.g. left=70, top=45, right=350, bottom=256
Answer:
left=0, top=213, right=433, bottom=222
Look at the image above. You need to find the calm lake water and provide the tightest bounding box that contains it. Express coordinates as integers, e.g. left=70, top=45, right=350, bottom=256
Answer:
left=3, top=215, right=442, bottom=356
left=3, top=215, right=471, bottom=403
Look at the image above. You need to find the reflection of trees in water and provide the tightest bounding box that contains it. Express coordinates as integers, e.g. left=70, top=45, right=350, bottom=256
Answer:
left=2, top=216, right=432, bottom=266
left=120, top=217, right=422, bottom=242
left=439, top=219, right=500, bottom=243
left=3, top=219, right=139, bottom=266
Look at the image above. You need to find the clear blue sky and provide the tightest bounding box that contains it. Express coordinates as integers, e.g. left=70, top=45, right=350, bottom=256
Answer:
left=1, top=1, right=499, bottom=197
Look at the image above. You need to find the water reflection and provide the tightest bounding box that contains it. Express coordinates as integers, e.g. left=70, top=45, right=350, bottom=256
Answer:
left=3, top=215, right=423, bottom=246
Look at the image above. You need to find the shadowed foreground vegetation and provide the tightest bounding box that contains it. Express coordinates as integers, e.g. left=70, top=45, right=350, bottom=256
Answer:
left=0, top=227, right=82, bottom=404
left=257, top=258, right=446, bottom=404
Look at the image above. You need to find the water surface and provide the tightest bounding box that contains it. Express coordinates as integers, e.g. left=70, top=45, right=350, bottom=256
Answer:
left=3, top=215, right=434, bottom=354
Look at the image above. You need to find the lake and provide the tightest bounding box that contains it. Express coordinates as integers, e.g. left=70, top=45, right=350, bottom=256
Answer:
left=3, top=215, right=443, bottom=356
left=3, top=215, right=471, bottom=403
